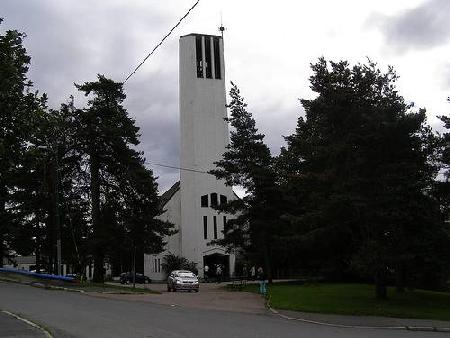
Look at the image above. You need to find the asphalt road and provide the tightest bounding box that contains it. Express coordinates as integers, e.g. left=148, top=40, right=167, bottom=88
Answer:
left=0, top=282, right=447, bottom=338
left=0, top=311, right=45, bottom=337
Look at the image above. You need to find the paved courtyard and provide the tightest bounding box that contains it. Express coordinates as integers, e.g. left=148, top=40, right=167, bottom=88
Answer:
left=99, top=282, right=266, bottom=314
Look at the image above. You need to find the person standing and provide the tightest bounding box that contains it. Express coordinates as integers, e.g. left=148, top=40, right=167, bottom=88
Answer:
left=216, top=264, right=222, bottom=283
left=257, top=266, right=267, bottom=295
left=204, top=265, right=209, bottom=282
left=250, top=266, right=256, bottom=280
left=242, top=264, right=248, bottom=279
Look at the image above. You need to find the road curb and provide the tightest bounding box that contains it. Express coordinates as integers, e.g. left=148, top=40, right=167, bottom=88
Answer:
left=268, top=307, right=450, bottom=333
left=30, top=282, right=86, bottom=293
left=1, top=310, right=53, bottom=338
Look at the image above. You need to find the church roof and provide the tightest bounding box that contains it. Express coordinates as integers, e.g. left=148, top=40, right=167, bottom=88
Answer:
left=181, top=33, right=222, bottom=39
left=159, top=181, right=180, bottom=208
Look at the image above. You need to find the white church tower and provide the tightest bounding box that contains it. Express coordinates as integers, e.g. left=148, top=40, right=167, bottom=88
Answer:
left=144, top=34, right=236, bottom=280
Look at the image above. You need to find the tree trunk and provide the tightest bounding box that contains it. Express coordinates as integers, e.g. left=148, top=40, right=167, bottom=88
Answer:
left=0, top=230, right=3, bottom=268
left=0, top=184, right=7, bottom=268
left=90, top=151, right=104, bottom=283
left=262, top=240, right=273, bottom=283
left=375, top=268, right=388, bottom=299
left=35, top=219, right=41, bottom=273
left=395, top=263, right=405, bottom=293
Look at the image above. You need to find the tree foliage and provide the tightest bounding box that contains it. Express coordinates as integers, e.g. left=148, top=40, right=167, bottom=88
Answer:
left=0, top=21, right=172, bottom=280
left=278, top=58, right=447, bottom=298
left=0, top=23, right=47, bottom=267
left=161, top=253, right=198, bottom=276
left=75, top=75, right=174, bottom=282
left=210, top=82, right=284, bottom=281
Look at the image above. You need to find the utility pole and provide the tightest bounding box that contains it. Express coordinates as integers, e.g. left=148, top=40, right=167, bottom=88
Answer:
left=40, top=143, right=62, bottom=275
left=55, top=145, right=62, bottom=276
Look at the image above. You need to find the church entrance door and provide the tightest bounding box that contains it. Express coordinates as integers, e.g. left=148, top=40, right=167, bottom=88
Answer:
left=203, top=253, right=229, bottom=281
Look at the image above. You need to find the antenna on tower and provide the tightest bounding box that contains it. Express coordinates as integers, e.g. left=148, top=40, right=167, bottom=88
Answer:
left=218, top=12, right=225, bottom=38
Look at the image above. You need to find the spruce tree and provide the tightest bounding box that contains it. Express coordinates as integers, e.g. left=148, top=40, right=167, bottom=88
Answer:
left=211, top=82, right=282, bottom=281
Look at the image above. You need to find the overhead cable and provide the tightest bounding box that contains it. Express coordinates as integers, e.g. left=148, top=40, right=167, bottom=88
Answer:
left=123, top=0, right=200, bottom=83
left=145, top=161, right=213, bottom=175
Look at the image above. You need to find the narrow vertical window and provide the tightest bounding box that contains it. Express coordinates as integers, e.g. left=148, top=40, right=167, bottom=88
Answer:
left=157, top=258, right=161, bottom=273
left=205, top=36, right=212, bottom=78
left=213, top=216, right=217, bottom=239
left=210, top=193, right=218, bottom=207
left=213, top=37, right=221, bottom=79
left=203, top=216, right=208, bottom=239
left=201, top=195, right=208, bottom=207
left=223, top=216, right=227, bottom=232
left=196, top=35, right=203, bottom=78
left=154, top=258, right=157, bottom=272
left=220, top=194, right=227, bottom=205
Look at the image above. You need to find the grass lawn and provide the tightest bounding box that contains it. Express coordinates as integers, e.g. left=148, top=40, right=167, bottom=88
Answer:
left=245, top=283, right=450, bottom=321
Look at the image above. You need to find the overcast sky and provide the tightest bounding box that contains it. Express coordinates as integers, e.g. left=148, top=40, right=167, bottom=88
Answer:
left=2, top=0, right=450, bottom=193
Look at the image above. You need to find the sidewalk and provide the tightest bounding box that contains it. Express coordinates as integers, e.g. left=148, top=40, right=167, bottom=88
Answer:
left=271, top=308, right=450, bottom=332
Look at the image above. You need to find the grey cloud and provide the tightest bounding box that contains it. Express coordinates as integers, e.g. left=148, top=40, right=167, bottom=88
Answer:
left=2, top=0, right=180, bottom=192
left=443, top=64, right=450, bottom=90
left=124, top=69, right=180, bottom=192
left=248, top=100, right=301, bottom=156
left=2, top=0, right=172, bottom=107
left=369, top=0, right=450, bottom=52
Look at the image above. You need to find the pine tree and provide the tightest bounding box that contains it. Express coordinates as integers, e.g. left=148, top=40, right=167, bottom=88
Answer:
left=0, top=22, right=46, bottom=267
left=76, top=75, right=173, bottom=281
left=279, top=58, right=443, bottom=298
left=210, top=82, right=282, bottom=281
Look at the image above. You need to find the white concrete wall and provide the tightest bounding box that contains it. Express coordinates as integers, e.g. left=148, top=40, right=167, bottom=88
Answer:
left=179, top=34, right=236, bottom=278
left=144, top=188, right=181, bottom=281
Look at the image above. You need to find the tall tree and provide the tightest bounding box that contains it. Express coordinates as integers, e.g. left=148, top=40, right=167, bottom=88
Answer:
left=0, top=21, right=46, bottom=267
left=279, top=58, right=443, bottom=298
left=210, top=82, right=282, bottom=281
left=76, top=75, right=173, bottom=282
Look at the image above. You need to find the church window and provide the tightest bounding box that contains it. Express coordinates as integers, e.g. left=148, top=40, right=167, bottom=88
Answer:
left=210, top=193, right=218, bottom=207
left=201, top=195, right=208, bottom=207
left=196, top=35, right=203, bottom=78
left=223, top=216, right=227, bottom=232
left=205, top=36, right=212, bottom=79
left=203, top=216, right=208, bottom=239
left=220, top=194, right=227, bottom=205
left=213, top=216, right=217, bottom=239
left=157, top=258, right=161, bottom=273
left=213, top=37, right=221, bottom=79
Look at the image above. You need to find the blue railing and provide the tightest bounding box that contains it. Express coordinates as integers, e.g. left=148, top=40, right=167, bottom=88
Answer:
left=0, top=267, right=75, bottom=282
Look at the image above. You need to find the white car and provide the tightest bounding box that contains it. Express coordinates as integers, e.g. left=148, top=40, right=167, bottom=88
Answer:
left=167, top=270, right=199, bottom=292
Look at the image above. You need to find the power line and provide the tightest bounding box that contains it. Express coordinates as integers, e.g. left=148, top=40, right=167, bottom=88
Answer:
left=123, top=0, right=200, bottom=84
left=145, top=161, right=213, bottom=175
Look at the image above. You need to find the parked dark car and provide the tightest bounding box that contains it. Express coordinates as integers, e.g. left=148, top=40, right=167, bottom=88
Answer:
left=120, top=272, right=151, bottom=284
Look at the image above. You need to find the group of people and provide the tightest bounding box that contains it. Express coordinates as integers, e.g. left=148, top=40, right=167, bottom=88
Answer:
left=203, top=264, right=224, bottom=283
left=203, top=263, right=267, bottom=294
left=241, top=264, right=268, bottom=294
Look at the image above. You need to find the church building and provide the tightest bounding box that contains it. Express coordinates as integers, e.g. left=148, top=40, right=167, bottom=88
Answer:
left=144, top=33, right=236, bottom=280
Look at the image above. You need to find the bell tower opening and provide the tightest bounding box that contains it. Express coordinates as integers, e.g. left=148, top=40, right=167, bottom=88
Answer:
left=194, top=35, right=222, bottom=80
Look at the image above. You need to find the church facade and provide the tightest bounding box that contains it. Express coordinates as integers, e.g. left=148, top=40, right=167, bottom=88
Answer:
left=144, top=33, right=236, bottom=281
